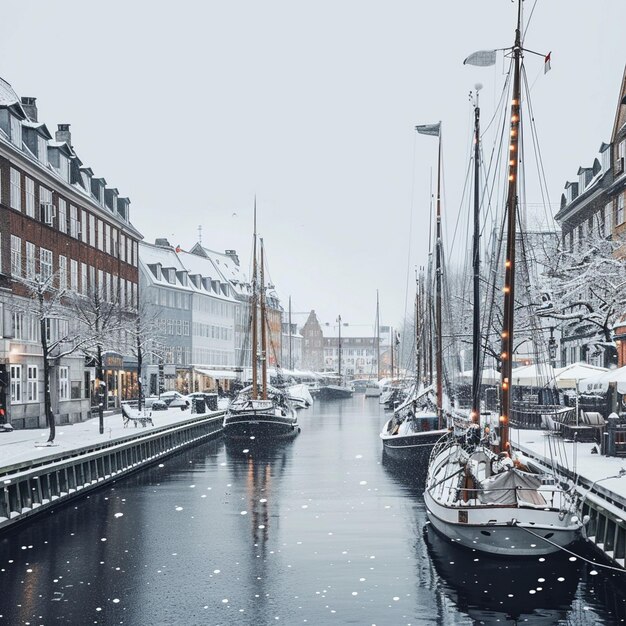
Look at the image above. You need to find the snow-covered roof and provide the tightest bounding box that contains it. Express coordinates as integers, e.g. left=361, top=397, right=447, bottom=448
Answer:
left=190, top=245, right=249, bottom=293
left=139, top=242, right=236, bottom=302
left=0, top=77, right=23, bottom=112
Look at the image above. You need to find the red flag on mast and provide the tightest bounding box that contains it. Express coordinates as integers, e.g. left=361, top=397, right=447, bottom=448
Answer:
left=544, top=51, right=551, bottom=74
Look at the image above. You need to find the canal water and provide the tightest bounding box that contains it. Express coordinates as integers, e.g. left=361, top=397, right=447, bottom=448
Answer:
left=1, top=396, right=625, bottom=625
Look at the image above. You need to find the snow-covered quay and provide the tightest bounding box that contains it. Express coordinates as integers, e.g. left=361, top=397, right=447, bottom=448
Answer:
left=0, top=407, right=224, bottom=532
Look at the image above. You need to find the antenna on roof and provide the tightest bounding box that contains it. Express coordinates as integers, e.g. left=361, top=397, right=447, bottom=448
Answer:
left=198, top=224, right=202, bottom=245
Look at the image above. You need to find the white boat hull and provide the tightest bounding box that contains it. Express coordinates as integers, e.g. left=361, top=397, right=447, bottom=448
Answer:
left=424, top=489, right=580, bottom=556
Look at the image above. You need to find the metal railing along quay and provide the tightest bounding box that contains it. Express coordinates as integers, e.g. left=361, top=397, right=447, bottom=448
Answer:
left=0, top=411, right=224, bottom=533
left=515, top=435, right=626, bottom=570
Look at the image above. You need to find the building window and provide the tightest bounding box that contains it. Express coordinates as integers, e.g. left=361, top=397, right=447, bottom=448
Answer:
left=27, top=365, right=38, bottom=403
left=10, top=365, right=22, bottom=403
left=105, top=224, right=111, bottom=255
left=10, top=115, right=22, bottom=148
left=619, top=140, right=626, bottom=174
left=97, top=219, right=104, bottom=251
left=38, top=135, right=48, bottom=165
left=602, top=146, right=611, bottom=173
left=120, top=235, right=126, bottom=262
left=81, top=263, right=88, bottom=294
left=618, top=194, right=625, bottom=226
left=127, top=238, right=132, bottom=264
left=59, top=156, right=69, bottom=182
left=10, top=235, right=21, bottom=277
left=25, top=177, right=35, bottom=217
left=26, top=242, right=36, bottom=279
left=40, top=187, right=54, bottom=225
left=59, top=366, right=69, bottom=401
left=183, top=320, right=189, bottom=336
left=10, top=168, right=21, bottom=211
left=59, top=255, right=67, bottom=291
left=89, top=214, right=95, bottom=247
left=70, top=260, right=78, bottom=292
left=70, top=205, right=79, bottom=238
left=58, top=198, right=67, bottom=233
left=81, top=210, right=88, bottom=243
left=40, top=248, right=53, bottom=282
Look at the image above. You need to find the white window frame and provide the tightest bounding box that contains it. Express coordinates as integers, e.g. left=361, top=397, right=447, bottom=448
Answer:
left=25, top=177, right=35, bottom=217
left=81, top=210, right=88, bottom=243
left=10, top=365, right=22, bottom=404
left=39, top=186, right=54, bottom=225
left=618, top=194, right=625, bottom=227
left=40, top=248, right=53, bottom=282
left=10, top=168, right=21, bottom=211
left=58, top=198, right=67, bottom=234
left=105, top=224, right=111, bottom=255
left=89, top=214, right=96, bottom=247
left=11, top=235, right=21, bottom=277
left=59, top=255, right=67, bottom=291
left=70, top=205, right=79, bottom=238
left=81, top=262, right=87, bottom=295
left=97, top=219, right=104, bottom=251
left=26, top=242, right=36, bottom=279
left=26, top=365, right=38, bottom=403
left=10, top=115, right=22, bottom=148
left=70, top=259, right=78, bottom=292
left=59, top=366, right=70, bottom=401
left=38, top=135, right=48, bottom=165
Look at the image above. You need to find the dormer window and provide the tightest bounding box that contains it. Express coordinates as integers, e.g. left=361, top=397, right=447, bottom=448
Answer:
left=618, top=140, right=626, bottom=175
left=578, top=172, right=586, bottom=193
left=59, top=156, right=70, bottom=182
left=10, top=115, right=22, bottom=148
left=38, top=136, right=48, bottom=165
left=601, top=144, right=611, bottom=173
left=81, top=172, right=90, bottom=191
left=148, top=263, right=162, bottom=281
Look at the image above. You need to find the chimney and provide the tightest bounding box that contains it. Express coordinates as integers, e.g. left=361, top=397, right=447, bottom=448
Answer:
left=155, top=238, right=171, bottom=248
left=225, top=249, right=240, bottom=266
left=21, top=97, right=38, bottom=122
left=56, top=123, right=71, bottom=146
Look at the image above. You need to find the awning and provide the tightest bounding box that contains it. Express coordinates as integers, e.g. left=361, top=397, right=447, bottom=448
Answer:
left=580, top=366, right=626, bottom=395
left=194, top=368, right=238, bottom=380
left=553, top=362, right=607, bottom=389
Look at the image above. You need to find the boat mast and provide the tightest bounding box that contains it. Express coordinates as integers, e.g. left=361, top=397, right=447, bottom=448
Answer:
left=337, top=314, right=342, bottom=379
left=415, top=272, right=421, bottom=386
left=435, top=128, right=443, bottom=429
left=471, top=90, right=482, bottom=424
left=499, top=0, right=523, bottom=452
left=288, top=295, right=293, bottom=370
left=376, top=290, right=380, bottom=380
left=251, top=200, right=258, bottom=400
left=260, top=237, right=268, bottom=400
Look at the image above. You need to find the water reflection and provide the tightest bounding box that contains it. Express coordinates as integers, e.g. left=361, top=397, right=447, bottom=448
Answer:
left=425, top=522, right=582, bottom=624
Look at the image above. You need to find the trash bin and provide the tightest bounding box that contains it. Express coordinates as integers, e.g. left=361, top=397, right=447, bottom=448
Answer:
left=205, top=393, right=218, bottom=411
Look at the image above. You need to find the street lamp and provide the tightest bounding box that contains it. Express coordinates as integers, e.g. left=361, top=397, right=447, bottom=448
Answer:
left=548, top=326, right=557, bottom=368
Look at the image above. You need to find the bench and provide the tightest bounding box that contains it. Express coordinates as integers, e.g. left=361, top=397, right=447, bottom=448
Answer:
left=121, top=404, right=154, bottom=428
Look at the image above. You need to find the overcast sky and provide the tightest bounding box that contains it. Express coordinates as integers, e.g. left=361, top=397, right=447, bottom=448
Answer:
left=1, top=1, right=625, bottom=331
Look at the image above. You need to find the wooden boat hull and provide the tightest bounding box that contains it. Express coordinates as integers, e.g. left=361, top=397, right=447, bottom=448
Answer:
left=223, top=410, right=299, bottom=440
left=380, top=428, right=448, bottom=460
left=318, top=385, right=354, bottom=400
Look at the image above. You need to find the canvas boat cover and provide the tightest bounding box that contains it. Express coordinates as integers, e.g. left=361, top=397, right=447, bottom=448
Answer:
left=478, top=469, right=545, bottom=506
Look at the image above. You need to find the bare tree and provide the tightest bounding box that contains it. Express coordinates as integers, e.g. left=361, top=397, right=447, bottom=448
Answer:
left=538, top=231, right=626, bottom=366
left=12, top=272, right=94, bottom=443
left=68, top=284, right=129, bottom=434
left=127, top=296, right=164, bottom=412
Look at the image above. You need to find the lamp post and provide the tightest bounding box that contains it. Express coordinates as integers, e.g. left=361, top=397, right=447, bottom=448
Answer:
left=548, top=327, right=557, bottom=368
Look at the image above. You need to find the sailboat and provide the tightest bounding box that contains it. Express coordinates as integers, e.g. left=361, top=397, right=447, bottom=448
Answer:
left=380, top=124, right=449, bottom=458
left=424, top=1, right=581, bottom=555
left=223, top=207, right=299, bottom=440
left=365, top=291, right=382, bottom=398
left=318, top=314, right=354, bottom=399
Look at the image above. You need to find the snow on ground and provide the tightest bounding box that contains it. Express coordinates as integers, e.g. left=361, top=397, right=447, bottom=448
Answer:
left=513, top=428, right=626, bottom=500
left=0, top=405, right=226, bottom=470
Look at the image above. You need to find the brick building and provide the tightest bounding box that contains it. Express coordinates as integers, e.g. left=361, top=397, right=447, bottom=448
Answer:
left=0, top=77, right=142, bottom=428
